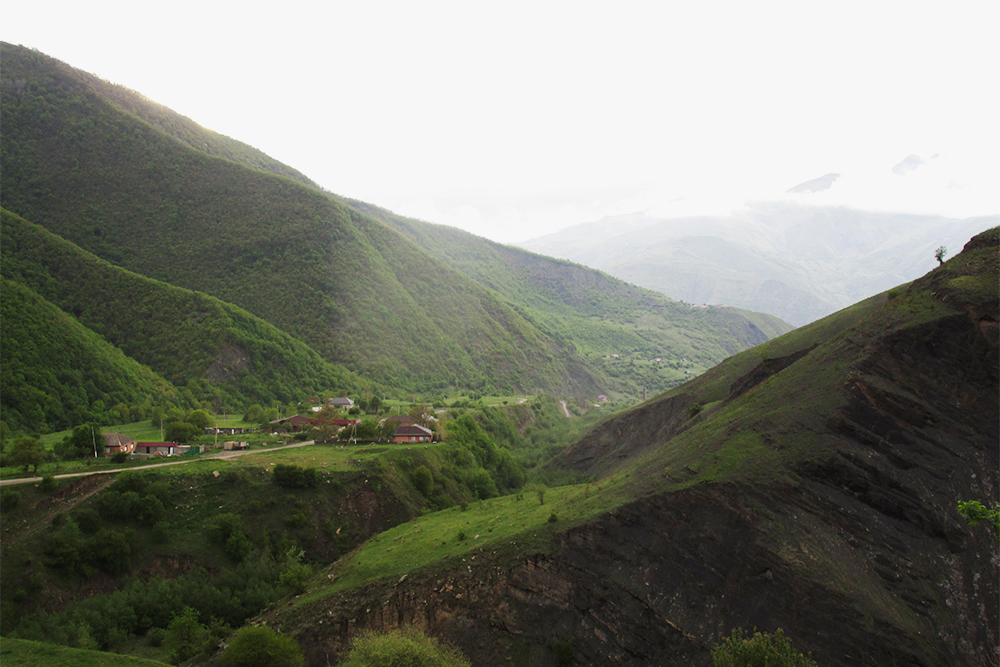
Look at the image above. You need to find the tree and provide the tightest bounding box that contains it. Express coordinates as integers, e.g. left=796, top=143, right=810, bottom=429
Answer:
left=185, top=409, right=215, bottom=429
left=55, top=423, right=101, bottom=460
left=409, top=404, right=431, bottom=427
left=711, top=628, right=817, bottom=667
left=311, top=406, right=340, bottom=443
left=165, top=420, right=200, bottom=443
left=339, top=629, right=470, bottom=667
left=164, top=606, right=209, bottom=663
left=957, top=500, right=1000, bottom=540
left=935, top=245, right=947, bottom=265
left=220, top=625, right=304, bottom=667
left=10, top=436, right=46, bottom=472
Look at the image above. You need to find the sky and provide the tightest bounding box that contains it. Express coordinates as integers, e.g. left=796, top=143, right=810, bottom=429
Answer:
left=2, top=0, right=998, bottom=243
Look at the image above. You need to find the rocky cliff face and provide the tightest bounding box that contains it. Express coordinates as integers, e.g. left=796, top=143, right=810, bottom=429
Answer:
left=267, top=230, right=998, bottom=667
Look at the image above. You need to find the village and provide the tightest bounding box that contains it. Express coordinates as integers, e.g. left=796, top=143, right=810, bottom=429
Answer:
left=95, top=397, right=437, bottom=461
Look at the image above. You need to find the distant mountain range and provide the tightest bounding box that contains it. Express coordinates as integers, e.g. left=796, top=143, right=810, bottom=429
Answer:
left=517, top=203, right=997, bottom=326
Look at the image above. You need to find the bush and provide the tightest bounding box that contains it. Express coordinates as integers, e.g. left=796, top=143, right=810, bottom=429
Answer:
left=412, top=465, right=434, bottom=496
left=339, top=629, right=470, bottom=667
left=552, top=640, right=574, bottom=666
left=272, top=464, right=318, bottom=489
left=711, top=628, right=817, bottom=667
left=2, top=488, right=21, bottom=510
left=37, top=474, right=59, bottom=493
left=220, top=625, right=304, bottom=667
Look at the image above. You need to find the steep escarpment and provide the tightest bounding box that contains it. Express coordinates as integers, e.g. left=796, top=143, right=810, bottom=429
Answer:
left=263, top=229, right=998, bottom=666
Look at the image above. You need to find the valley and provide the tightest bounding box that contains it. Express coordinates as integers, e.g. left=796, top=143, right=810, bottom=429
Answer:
left=0, top=41, right=996, bottom=667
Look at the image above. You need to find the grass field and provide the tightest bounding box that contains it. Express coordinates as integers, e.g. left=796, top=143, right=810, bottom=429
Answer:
left=297, top=471, right=632, bottom=606
left=0, top=638, right=170, bottom=667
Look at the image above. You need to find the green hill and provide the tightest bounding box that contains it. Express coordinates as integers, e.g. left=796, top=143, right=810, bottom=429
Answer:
left=344, top=199, right=794, bottom=393
left=0, top=42, right=788, bottom=401
left=0, top=276, right=178, bottom=432
left=0, top=208, right=371, bottom=426
left=258, top=228, right=998, bottom=666
left=0, top=43, right=604, bottom=397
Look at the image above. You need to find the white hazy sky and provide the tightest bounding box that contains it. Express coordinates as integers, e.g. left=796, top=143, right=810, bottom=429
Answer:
left=2, top=0, right=998, bottom=242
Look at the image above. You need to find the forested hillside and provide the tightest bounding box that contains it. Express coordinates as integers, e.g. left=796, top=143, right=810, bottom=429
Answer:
left=0, top=277, right=178, bottom=431
left=0, top=44, right=603, bottom=396
left=1, top=208, right=372, bottom=427
left=346, top=199, right=793, bottom=392
left=0, top=42, right=789, bottom=404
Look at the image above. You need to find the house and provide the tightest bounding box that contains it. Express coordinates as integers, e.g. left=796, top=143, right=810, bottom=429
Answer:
left=333, top=419, right=361, bottom=427
left=134, top=442, right=191, bottom=457
left=269, top=414, right=316, bottom=431
left=391, top=423, right=434, bottom=443
left=223, top=441, right=250, bottom=451
left=330, top=397, right=355, bottom=409
left=102, top=432, right=135, bottom=457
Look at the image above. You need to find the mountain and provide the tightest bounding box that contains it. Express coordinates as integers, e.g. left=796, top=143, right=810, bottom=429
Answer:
left=0, top=42, right=789, bottom=405
left=517, top=202, right=997, bottom=326
left=0, top=208, right=372, bottom=429
left=342, top=199, right=793, bottom=393
left=263, top=228, right=998, bottom=666
left=0, top=275, right=178, bottom=431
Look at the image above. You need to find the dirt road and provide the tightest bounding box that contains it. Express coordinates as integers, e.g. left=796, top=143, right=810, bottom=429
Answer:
left=0, top=440, right=315, bottom=487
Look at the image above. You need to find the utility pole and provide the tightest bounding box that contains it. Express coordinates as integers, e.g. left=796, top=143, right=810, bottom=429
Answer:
left=91, top=424, right=97, bottom=457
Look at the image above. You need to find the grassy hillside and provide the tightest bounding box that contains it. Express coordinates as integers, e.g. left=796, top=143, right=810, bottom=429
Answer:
left=258, top=228, right=998, bottom=666
left=0, top=638, right=170, bottom=667
left=345, top=200, right=793, bottom=394
left=0, top=43, right=609, bottom=398
left=1, top=208, right=372, bottom=422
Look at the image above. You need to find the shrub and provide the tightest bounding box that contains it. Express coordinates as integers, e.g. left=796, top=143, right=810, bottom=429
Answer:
left=272, top=464, right=318, bottom=489
left=711, top=628, right=817, bottom=667
left=412, top=465, right=434, bottom=496
left=37, top=474, right=59, bottom=493
left=220, top=625, right=304, bottom=667
left=552, top=640, right=574, bottom=666
left=340, top=628, right=470, bottom=667
left=2, top=488, right=21, bottom=510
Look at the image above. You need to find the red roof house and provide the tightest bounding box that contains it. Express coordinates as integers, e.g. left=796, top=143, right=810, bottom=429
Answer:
left=391, top=423, right=434, bottom=444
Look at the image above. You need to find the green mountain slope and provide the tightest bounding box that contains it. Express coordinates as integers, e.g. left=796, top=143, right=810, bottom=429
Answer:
left=0, top=43, right=604, bottom=396
left=261, top=228, right=998, bottom=666
left=0, top=277, right=178, bottom=431
left=344, top=199, right=794, bottom=393
left=1, top=208, right=371, bottom=422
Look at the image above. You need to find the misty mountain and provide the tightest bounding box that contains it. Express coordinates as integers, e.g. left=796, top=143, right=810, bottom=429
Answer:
left=0, top=42, right=790, bottom=414
left=517, top=202, right=996, bottom=326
